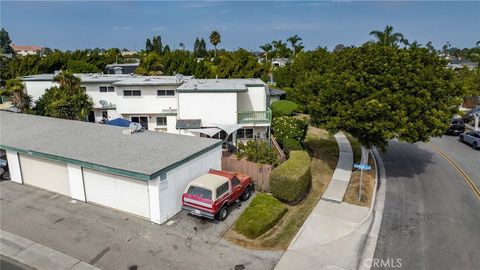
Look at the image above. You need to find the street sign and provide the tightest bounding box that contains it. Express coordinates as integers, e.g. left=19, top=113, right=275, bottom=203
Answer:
left=353, top=163, right=371, bottom=171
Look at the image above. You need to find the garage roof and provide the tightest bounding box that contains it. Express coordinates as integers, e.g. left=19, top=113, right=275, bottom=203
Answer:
left=0, top=112, right=222, bottom=181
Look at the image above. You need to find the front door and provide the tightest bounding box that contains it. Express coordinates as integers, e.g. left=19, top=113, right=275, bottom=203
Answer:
left=131, top=116, right=148, bottom=129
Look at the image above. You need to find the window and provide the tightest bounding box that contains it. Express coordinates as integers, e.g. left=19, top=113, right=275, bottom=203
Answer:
left=101, top=110, right=108, bottom=119
left=124, top=90, right=141, bottom=96
left=156, top=117, right=167, bottom=126
left=131, top=116, right=148, bottom=129
left=231, top=177, right=240, bottom=187
left=157, top=90, right=175, bottom=96
left=100, top=86, right=115, bottom=92
left=237, top=128, right=254, bottom=139
left=187, top=186, right=212, bottom=200
left=216, top=182, right=229, bottom=198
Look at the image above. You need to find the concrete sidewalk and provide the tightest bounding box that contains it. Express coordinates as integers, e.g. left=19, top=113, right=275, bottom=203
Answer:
left=275, top=134, right=382, bottom=270
left=322, top=132, right=353, bottom=203
left=1, top=229, right=100, bottom=270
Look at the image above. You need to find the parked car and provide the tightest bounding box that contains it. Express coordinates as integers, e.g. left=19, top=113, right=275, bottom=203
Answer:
left=182, top=169, right=253, bottom=220
left=446, top=118, right=465, bottom=135
left=459, top=131, right=480, bottom=150
left=462, top=107, right=480, bottom=123
left=0, top=156, right=10, bottom=181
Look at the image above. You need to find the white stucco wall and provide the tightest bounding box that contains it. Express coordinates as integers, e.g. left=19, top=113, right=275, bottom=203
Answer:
left=237, top=86, right=267, bottom=112
left=178, top=92, right=237, bottom=125
left=67, top=164, right=85, bottom=201
left=83, top=82, right=118, bottom=109
left=115, top=85, right=178, bottom=114
left=24, top=81, right=58, bottom=103
left=6, top=150, right=22, bottom=184
left=157, top=145, right=222, bottom=223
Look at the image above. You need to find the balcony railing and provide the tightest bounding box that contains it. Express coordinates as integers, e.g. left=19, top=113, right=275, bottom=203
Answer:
left=237, top=108, right=272, bottom=125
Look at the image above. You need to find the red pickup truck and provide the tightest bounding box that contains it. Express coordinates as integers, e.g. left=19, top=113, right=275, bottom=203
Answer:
left=182, top=169, right=253, bottom=220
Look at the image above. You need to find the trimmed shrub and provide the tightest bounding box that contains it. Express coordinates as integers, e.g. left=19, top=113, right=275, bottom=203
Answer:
left=270, top=151, right=311, bottom=203
left=272, top=116, right=308, bottom=145
left=271, top=100, right=300, bottom=117
left=236, top=140, right=278, bottom=165
left=283, top=138, right=303, bottom=154
left=234, top=193, right=288, bottom=239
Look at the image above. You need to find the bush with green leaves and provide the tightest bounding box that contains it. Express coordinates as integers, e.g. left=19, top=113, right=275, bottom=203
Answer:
left=234, top=193, right=288, bottom=239
left=270, top=150, right=311, bottom=203
left=272, top=116, right=308, bottom=146
left=236, top=140, right=278, bottom=165
left=283, top=138, right=303, bottom=153
left=271, top=100, right=300, bottom=117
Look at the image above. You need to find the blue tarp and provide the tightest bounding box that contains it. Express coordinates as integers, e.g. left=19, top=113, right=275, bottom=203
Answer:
left=106, top=118, right=132, bottom=127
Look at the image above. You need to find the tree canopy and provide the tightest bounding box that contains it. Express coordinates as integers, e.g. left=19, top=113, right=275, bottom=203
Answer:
left=35, top=72, right=93, bottom=120
left=0, top=28, right=14, bottom=55
left=369, top=25, right=406, bottom=47
left=306, top=44, right=463, bottom=149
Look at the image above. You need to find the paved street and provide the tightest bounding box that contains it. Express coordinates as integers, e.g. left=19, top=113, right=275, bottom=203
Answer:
left=0, top=181, right=281, bottom=270
left=373, top=138, right=480, bottom=269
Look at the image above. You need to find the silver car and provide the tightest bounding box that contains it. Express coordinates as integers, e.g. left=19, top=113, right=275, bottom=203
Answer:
left=459, top=131, right=480, bottom=150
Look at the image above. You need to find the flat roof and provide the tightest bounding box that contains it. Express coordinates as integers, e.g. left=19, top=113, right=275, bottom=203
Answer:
left=0, top=112, right=222, bottom=181
left=21, top=73, right=193, bottom=85
left=177, top=78, right=265, bottom=92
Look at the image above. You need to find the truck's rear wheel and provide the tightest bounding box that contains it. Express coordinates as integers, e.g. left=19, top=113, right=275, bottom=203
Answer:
left=217, top=206, right=228, bottom=221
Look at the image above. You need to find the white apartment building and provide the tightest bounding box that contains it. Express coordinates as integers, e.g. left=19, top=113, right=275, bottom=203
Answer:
left=21, top=74, right=272, bottom=145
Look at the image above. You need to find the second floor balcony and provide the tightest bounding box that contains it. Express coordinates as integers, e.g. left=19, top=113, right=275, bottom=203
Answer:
left=237, top=108, right=272, bottom=125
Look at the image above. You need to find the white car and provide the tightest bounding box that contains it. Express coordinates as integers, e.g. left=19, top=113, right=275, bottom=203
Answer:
left=459, top=131, right=480, bottom=150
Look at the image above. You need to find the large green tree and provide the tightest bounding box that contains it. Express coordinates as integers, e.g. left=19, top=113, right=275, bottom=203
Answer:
left=369, top=25, right=406, bottom=47
left=287, top=35, right=304, bottom=56
left=35, top=72, right=93, bottom=120
left=135, top=52, right=163, bottom=75
left=308, top=44, right=463, bottom=149
left=0, top=28, right=14, bottom=55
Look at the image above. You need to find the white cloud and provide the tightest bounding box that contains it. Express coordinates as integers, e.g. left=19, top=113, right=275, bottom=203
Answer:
left=113, top=26, right=132, bottom=31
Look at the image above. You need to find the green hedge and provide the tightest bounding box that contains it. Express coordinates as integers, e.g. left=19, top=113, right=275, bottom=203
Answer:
left=283, top=138, right=303, bottom=154
left=272, top=116, right=308, bottom=145
left=271, top=100, right=299, bottom=117
left=234, top=193, right=288, bottom=239
left=270, top=151, right=311, bottom=203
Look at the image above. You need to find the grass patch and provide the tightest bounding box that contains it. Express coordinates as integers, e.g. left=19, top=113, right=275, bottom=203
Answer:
left=346, top=134, right=362, bottom=164
left=271, top=100, right=300, bottom=117
left=343, top=154, right=376, bottom=207
left=225, top=126, right=339, bottom=249
left=234, top=193, right=288, bottom=239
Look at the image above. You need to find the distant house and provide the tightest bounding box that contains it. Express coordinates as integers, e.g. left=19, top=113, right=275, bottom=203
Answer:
left=105, top=62, right=140, bottom=74
left=271, top=58, right=292, bottom=68
left=11, top=44, right=42, bottom=56
left=120, top=50, right=138, bottom=57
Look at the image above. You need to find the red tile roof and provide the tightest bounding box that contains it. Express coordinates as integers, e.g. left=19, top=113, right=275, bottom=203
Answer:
left=11, top=44, right=42, bottom=52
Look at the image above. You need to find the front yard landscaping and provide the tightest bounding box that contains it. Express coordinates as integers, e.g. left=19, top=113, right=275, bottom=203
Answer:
left=224, top=126, right=339, bottom=250
left=234, top=193, right=288, bottom=239
left=343, top=154, right=376, bottom=207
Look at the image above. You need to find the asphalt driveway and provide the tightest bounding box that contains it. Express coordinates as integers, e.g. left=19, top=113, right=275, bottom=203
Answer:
left=0, top=181, right=281, bottom=270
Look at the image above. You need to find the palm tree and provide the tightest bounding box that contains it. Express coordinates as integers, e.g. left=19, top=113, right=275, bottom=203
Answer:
left=4, top=79, right=31, bottom=113
left=369, top=25, right=405, bottom=47
left=136, top=52, right=164, bottom=75
left=476, top=41, right=480, bottom=48
left=287, top=35, right=303, bottom=56
left=259, top=43, right=273, bottom=62
left=209, top=31, right=221, bottom=57
left=271, top=40, right=289, bottom=58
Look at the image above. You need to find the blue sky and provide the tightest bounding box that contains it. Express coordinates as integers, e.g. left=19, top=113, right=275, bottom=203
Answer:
left=1, top=1, right=479, bottom=51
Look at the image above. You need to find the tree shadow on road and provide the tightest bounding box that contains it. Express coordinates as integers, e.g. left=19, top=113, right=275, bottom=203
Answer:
left=379, top=141, right=434, bottom=179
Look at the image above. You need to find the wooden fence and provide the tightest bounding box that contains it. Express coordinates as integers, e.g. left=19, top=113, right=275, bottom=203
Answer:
left=221, top=152, right=272, bottom=192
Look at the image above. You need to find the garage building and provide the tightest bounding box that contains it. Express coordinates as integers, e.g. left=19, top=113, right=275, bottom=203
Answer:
left=0, top=111, right=222, bottom=224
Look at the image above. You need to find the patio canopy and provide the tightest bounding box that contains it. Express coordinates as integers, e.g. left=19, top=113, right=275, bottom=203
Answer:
left=105, top=118, right=132, bottom=127
left=188, top=123, right=245, bottom=138
left=188, top=128, right=222, bottom=137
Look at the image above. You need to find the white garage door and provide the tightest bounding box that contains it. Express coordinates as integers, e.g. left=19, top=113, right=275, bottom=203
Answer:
left=19, top=155, right=70, bottom=196
left=83, top=169, right=150, bottom=218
